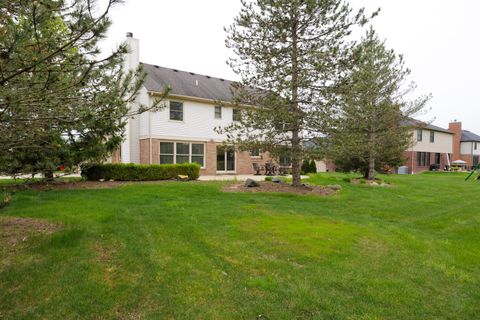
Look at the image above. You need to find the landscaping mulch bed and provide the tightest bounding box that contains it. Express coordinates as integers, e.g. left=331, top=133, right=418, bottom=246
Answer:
left=1, top=180, right=181, bottom=191
left=223, top=181, right=337, bottom=196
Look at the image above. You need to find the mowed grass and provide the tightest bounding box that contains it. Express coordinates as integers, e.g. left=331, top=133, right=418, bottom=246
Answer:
left=1, top=173, right=479, bottom=319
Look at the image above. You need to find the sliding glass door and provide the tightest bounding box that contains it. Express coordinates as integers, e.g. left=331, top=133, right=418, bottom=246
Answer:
left=216, top=146, right=235, bottom=173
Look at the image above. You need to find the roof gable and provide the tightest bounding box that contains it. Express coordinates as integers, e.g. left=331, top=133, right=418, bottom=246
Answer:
left=403, top=119, right=453, bottom=134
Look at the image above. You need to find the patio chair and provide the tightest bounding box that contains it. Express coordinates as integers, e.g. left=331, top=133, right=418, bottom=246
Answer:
left=252, top=163, right=262, bottom=175
left=265, top=162, right=276, bottom=176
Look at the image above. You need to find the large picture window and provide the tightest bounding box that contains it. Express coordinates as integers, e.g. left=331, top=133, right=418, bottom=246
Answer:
left=169, top=101, right=183, bottom=121
left=159, top=142, right=205, bottom=167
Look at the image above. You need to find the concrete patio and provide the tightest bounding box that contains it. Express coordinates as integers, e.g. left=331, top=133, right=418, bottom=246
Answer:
left=198, top=174, right=309, bottom=181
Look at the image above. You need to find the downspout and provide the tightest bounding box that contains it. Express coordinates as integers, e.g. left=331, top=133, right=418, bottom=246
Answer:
left=149, top=103, right=153, bottom=164
left=411, top=147, right=414, bottom=174
left=471, top=142, right=474, bottom=168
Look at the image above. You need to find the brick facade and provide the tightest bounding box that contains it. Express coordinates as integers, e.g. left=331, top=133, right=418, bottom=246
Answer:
left=402, top=151, right=451, bottom=173
left=137, top=138, right=276, bottom=175
left=111, top=148, right=121, bottom=163
left=139, top=139, right=150, bottom=164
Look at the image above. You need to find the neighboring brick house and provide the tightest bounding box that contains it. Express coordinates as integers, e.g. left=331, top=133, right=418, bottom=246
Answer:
left=448, top=121, right=480, bottom=168
left=401, top=121, right=453, bottom=173
left=316, top=121, right=455, bottom=174
left=116, top=33, right=276, bottom=175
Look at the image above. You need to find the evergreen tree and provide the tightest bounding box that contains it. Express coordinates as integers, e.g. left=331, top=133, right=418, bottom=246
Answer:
left=0, top=0, right=167, bottom=179
left=309, top=159, right=317, bottom=174
left=301, top=159, right=310, bottom=175
left=328, top=27, right=429, bottom=180
left=220, top=0, right=375, bottom=186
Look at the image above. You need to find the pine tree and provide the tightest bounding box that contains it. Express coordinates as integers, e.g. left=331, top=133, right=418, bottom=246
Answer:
left=329, top=27, right=430, bottom=180
left=0, top=0, right=167, bottom=179
left=221, top=0, right=375, bottom=187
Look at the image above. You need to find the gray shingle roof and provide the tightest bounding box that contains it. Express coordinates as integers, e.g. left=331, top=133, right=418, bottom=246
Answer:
left=142, top=63, right=236, bottom=102
left=461, top=130, right=480, bottom=142
left=402, top=119, right=453, bottom=134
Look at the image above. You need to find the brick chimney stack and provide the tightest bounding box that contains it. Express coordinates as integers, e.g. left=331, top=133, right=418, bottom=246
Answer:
left=449, top=121, right=462, bottom=161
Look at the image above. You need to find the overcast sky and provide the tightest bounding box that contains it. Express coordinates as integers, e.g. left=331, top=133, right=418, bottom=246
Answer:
left=100, top=0, right=480, bottom=132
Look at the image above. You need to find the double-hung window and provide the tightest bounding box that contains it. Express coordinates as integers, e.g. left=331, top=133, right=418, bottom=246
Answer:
left=169, top=101, right=183, bottom=121
left=250, top=148, right=261, bottom=157
left=176, top=143, right=190, bottom=164
left=214, top=106, right=222, bottom=119
left=191, top=144, right=205, bottom=167
left=430, top=131, right=435, bottom=143
left=159, top=142, right=205, bottom=167
left=417, top=129, right=423, bottom=142
left=232, top=108, right=241, bottom=121
left=160, top=142, right=174, bottom=164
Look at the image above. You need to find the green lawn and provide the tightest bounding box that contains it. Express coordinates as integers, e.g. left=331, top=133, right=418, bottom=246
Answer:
left=1, top=173, right=479, bottom=319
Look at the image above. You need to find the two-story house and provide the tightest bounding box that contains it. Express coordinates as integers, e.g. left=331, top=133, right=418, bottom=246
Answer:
left=401, top=120, right=454, bottom=173
left=114, top=33, right=271, bottom=175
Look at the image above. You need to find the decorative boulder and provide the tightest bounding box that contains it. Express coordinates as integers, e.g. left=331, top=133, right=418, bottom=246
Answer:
left=245, top=178, right=259, bottom=187
left=272, top=177, right=283, bottom=184
left=177, top=175, right=189, bottom=181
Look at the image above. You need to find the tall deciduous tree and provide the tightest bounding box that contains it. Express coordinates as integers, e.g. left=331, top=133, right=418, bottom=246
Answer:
left=0, top=0, right=167, bottom=179
left=328, top=27, right=430, bottom=180
left=221, top=0, right=374, bottom=186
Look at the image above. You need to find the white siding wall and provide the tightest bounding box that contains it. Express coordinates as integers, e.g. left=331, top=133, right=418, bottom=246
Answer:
left=461, top=141, right=480, bottom=155
left=411, top=129, right=453, bottom=153
left=144, top=98, right=235, bottom=142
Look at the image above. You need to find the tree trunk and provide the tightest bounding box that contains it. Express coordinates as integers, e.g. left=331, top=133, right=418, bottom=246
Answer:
left=44, top=169, right=54, bottom=182
left=290, top=7, right=301, bottom=188
left=291, top=130, right=302, bottom=187
left=367, top=156, right=375, bottom=180
left=367, top=131, right=376, bottom=180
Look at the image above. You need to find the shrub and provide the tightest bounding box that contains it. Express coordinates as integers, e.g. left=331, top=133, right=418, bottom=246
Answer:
left=81, top=163, right=200, bottom=181
left=301, top=160, right=310, bottom=174
left=0, top=191, right=12, bottom=209
left=265, top=176, right=273, bottom=182
left=309, top=160, right=317, bottom=174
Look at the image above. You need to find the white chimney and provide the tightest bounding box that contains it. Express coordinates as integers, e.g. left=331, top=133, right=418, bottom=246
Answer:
left=124, top=32, right=139, bottom=71
left=120, top=32, right=140, bottom=164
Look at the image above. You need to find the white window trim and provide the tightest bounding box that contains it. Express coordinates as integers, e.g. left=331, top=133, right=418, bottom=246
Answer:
left=159, top=141, right=206, bottom=169
left=216, top=147, right=237, bottom=173
left=250, top=148, right=262, bottom=159
left=169, top=101, right=184, bottom=122
left=214, top=106, right=222, bottom=119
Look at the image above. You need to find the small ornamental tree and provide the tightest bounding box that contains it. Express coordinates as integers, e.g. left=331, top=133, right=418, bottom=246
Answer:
left=0, top=0, right=168, bottom=179
left=328, top=27, right=430, bottom=180
left=220, top=0, right=376, bottom=187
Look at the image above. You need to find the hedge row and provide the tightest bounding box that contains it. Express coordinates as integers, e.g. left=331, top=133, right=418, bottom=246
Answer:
left=81, top=163, right=200, bottom=181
